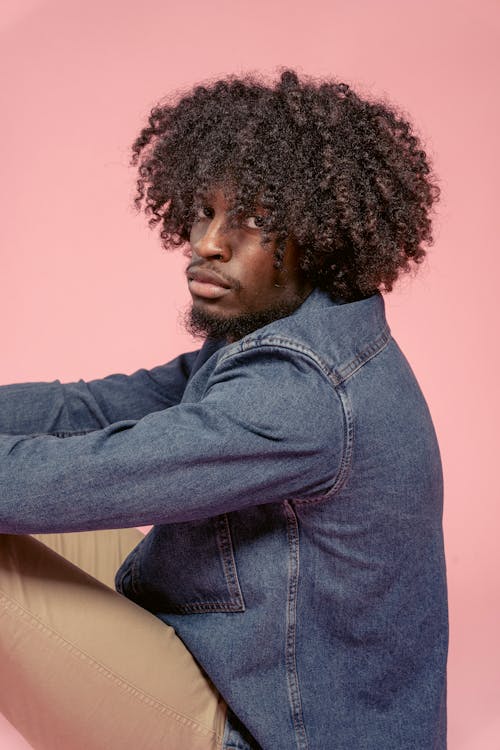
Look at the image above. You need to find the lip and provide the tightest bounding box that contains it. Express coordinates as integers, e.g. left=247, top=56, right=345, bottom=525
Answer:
left=187, top=268, right=232, bottom=299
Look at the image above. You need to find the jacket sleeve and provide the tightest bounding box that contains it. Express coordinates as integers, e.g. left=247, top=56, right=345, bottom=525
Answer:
left=0, top=344, right=344, bottom=534
left=0, top=349, right=201, bottom=436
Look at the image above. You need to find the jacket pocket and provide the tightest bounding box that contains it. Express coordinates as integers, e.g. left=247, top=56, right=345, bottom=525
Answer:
left=115, top=512, right=245, bottom=614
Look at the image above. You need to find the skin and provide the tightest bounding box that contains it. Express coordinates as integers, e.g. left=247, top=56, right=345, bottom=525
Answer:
left=184, top=185, right=314, bottom=342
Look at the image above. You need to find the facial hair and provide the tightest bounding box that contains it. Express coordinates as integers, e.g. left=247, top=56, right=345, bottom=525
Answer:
left=181, top=291, right=309, bottom=343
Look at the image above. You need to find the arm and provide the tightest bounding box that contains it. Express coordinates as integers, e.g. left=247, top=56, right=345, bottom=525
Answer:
left=0, top=344, right=344, bottom=534
left=0, top=348, right=204, bottom=436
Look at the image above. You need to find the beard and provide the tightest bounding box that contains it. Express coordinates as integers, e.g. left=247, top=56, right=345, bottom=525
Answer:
left=180, top=293, right=308, bottom=343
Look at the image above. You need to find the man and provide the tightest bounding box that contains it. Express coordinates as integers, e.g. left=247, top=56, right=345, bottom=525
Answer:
left=0, top=69, right=448, bottom=749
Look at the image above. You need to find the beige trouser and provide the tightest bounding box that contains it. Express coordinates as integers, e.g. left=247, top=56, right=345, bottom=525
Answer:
left=0, top=529, right=228, bottom=750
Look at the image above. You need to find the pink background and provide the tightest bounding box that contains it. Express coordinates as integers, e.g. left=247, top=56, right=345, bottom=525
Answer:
left=0, top=1, right=498, bottom=748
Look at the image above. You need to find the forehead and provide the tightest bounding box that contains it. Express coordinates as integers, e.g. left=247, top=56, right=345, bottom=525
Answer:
left=202, top=184, right=233, bottom=204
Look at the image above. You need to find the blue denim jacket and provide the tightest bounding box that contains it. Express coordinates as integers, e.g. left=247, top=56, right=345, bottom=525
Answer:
left=0, top=287, right=448, bottom=749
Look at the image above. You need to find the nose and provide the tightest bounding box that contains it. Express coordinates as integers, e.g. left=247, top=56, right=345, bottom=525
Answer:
left=191, top=215, right=232, bottom=262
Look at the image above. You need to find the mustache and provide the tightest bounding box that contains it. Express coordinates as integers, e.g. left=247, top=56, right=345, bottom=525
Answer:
left=186, top=260, right=241, bottom=291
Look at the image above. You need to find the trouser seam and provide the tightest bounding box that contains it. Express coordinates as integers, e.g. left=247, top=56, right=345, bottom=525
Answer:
left=0, top=592, right=224, bottom=743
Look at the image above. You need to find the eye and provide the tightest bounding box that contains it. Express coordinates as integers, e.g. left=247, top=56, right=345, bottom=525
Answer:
left=243, top=215, right=265, bottom=229
left=194, top=205, right=214, bottom=221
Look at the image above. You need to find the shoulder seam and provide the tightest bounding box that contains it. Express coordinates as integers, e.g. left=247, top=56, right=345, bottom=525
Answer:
left=216, top=327, right=392, bottom=388
left=217, top=335, right=340, bottom=389
left=335, top=326, right=392, bottom=385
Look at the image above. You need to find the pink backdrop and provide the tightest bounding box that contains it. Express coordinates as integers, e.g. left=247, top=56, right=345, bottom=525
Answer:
left=1, top=1, right=498, bottom=748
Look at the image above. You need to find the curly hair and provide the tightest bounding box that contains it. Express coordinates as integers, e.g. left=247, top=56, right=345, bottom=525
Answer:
left=131, top=68, right=440, bottom=301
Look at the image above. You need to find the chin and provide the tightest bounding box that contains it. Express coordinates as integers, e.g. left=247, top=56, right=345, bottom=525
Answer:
left=183, top=292, right=307, bottom=343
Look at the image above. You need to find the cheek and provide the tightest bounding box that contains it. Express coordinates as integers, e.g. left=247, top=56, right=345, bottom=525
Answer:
left=246, top=258, right=279, bottom=292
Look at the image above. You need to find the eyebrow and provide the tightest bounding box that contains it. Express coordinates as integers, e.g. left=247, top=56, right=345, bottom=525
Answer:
left=196, top=190, right=269, bottom=217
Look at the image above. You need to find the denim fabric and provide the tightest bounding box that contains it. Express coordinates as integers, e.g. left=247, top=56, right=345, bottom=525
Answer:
left=0, top=288, right=448, bottom=749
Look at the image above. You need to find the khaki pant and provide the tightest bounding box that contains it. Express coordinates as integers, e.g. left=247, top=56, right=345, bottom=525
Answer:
left=0, top=530, right=228, bottom=750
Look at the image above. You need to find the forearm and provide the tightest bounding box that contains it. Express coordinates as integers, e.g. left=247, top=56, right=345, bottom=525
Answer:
left=0, top=380, right=80, bottom=436
left=0, top=349, right=203, bottom=437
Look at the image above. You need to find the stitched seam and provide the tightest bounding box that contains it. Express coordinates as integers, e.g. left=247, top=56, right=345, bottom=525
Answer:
left=216, top=328, right=391, bottom=389
left=214, top=514, right=246, bottom=609
left=124, top=526, right=245, bottom=613
left=49, top=428, right=98, bottom=437
left=129, top=537, right=145, bottom=596
left=217, top=338, right=338, bottom=385
left=216, top=341, right=348, bottom=502
left=128, top=589, right=246, bottom=614
left=215, top=332, right=388, bottom=505
left=283, top=502, right=309, bottom=750
left=329, top=384, right=354, bottom=496
left=158, top=600, right=245, bottom=614
left=0, top=593, right=223, bottom=742
left=335, top=328, right=392, bottom=384
left=294, top=382, right=354, bottom=505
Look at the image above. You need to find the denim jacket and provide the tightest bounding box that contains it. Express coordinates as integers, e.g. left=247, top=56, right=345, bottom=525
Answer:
left=0, top=287, right=448, bottom=749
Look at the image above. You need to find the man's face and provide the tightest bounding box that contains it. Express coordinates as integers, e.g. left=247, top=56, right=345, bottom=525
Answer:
left=184, top=186, right=313, bottom=342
